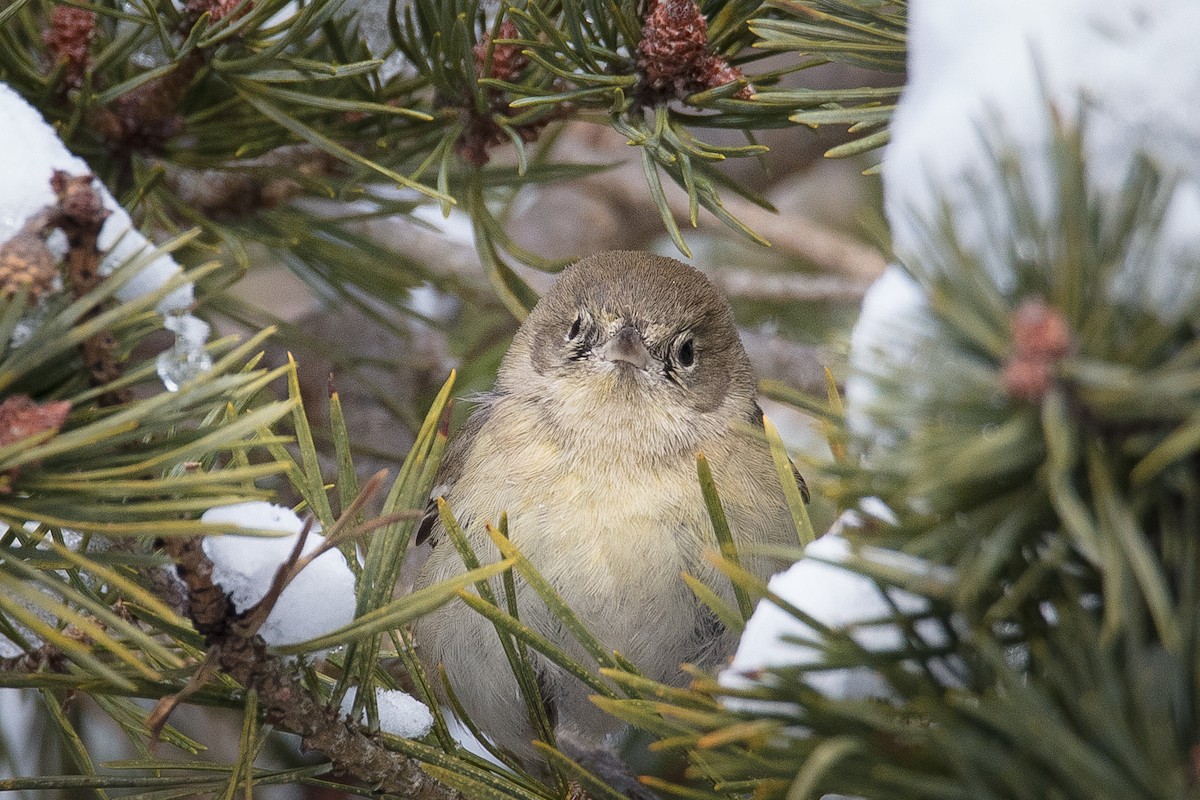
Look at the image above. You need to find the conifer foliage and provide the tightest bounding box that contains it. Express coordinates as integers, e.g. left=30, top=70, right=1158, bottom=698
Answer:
left=4, top=1, right=1198, bottom=800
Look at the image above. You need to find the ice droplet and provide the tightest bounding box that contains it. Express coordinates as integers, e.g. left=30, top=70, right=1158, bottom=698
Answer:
left=156, top=312, right=213, bottom=391
left=10, top=302, right=53, bottom=349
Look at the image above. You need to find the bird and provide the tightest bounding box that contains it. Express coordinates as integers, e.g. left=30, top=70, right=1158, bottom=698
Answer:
left=411, top=250, right=805, bottom=765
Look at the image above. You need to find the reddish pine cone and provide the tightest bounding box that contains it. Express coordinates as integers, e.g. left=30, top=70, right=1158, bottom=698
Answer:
left=1002, top=298, right=1073, bottom=401
left=43, top=5, right=95, bottom=89
left=638, top=0, right=710, bottom=93
left=183, top=0, right=254, bottom=22
left=0, top=395, right=71, bottom=449
left=695, top=52, right=754, bottom=99
left=1011, top=297, right=1072, bottom=361
left=475, top=20, right=529, bottom=83
left=1001, top=359, right=1053, bottom=402
left=0, top=394, right=71, bottom=490
left=459, top=19, right=545, bottom=166
left=638, top=0, right=753, bottom=98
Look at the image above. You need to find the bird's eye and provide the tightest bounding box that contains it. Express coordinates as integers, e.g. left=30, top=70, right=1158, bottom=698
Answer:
left=567, top=315, right=582, bottom=341
left=677, top=337, right=695, bottom=368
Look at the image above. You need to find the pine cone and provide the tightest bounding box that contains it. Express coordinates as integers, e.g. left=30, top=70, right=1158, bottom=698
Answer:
left=0, top=394, right=71, bottom=449
left=638, top=0, right=710, bottom=94
left=459, top=19, right=546, bottom=166
left=638, top=0, right=753, bottom=99
left=475, top=20, right=529, bottom=83
left=43, top=5, right=95, bottom=89
left=51, top=170, right=108, bottom=228
left=1011, top=298, right=1071, bottom=361
left=1002, top=298, right=1073, bottom=401
left=0, top=394, right=72, bottom=491
left=695, top=52, right=754, bottom=99
left=0, top=232, right=57, bottom=299
left=184, top=0, right=254, bottom=22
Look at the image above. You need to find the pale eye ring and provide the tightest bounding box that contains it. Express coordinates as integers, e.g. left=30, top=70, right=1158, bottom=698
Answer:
left=567, top=315, right=583, bottom=341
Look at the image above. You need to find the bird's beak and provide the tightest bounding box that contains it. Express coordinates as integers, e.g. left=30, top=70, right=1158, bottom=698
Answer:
left=596, top=324, right=652, bottom=371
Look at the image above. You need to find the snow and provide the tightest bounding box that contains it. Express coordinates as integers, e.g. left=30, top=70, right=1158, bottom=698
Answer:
left=885, top=0, right=1200, bottom=321
left=339, top=688, right=510, bottom=767
left=406, top=282, right=460, bottom=323
left=409, top=204, right=476, bottom=248
left=340, top=687, right=434, bottom=739
left=0, top=636, right=24, bottom=661
left=847, top=0, right=1200, bottom=451
left=9, top=303, right=51, bottom=349
left=0, top=82, right=213, bottom=390
left=200, top=502, right=356, bottom=650
left=856, top=496, right=899, bottom=527
left=0, top=82, right=195, bottom=314
left=720, top=532, right=951, bottom=703
left=842, top=266, right=938, bottom=447
left=341, top=0, right=414, bottom=82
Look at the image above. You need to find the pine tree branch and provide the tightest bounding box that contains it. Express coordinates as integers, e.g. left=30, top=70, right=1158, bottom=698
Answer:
left=163, top=535, right=465, bottom=800
left=161, top=145, right=341, bottom=219
left=561, top=135, right=886, bottom=280
left=20, top=170, right=132, bottom=405
left=0, top=643, right=69, bottom=674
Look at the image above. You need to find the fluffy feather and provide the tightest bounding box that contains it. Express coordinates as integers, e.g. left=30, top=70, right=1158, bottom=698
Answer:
left=412, top=251, right=803, bottom=763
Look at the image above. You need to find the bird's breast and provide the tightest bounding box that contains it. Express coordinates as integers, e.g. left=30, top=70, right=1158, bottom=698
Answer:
left=445, top=398, right=712, bottom=572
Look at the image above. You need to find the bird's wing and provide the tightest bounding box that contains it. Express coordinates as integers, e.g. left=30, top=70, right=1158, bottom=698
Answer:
left=750, top=402, right=809, bottom=503
left=791, top=461, right=810, bottom=504
left=414, top=399, right=494, bottom=546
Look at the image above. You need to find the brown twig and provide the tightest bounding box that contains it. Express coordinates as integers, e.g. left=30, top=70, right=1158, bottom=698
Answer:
left=49, top=170, right=132, bottom=405
left=161, top=534, right=465, bottom=800
left=707, top=269, right=873, bottom=304
left=161, top=145, right=341, bottom=219
left=507, top=126, right=884, bottom=281
left=145, top=651, right=220, bottom=747
left=570, top=152, right=886, bottom=280
left=0, top=643, right=69, bottom=674
left=705, top=201, right=886, bottom=281
left=152, top=474, right=455, bottom=798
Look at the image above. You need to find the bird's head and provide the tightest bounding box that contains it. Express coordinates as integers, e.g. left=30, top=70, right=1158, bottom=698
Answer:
left=498, top=251, right=758, bottom=455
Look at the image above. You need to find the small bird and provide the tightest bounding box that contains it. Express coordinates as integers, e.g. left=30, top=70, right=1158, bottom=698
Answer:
left=412, top=250, right=805, bottom=764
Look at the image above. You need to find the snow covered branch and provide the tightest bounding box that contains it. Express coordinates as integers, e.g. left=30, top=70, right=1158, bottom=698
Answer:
left=162, top=532, right=465, bottom=800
